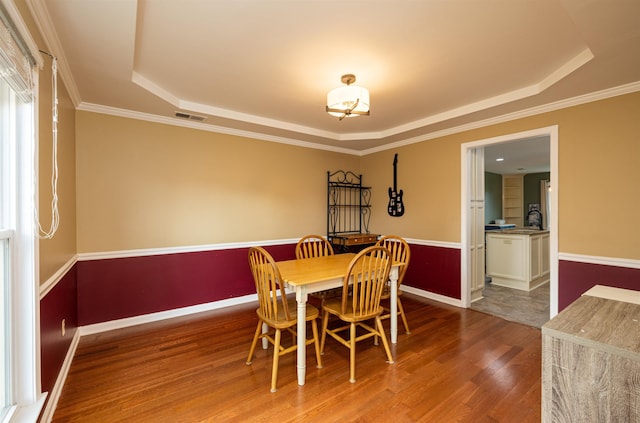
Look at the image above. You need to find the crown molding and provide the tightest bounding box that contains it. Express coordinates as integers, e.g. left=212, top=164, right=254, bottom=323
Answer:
left=132, top=71, right=345, bottom=142
left=361, top=80, right=640, bottom=155
left=81, top=80, right=640, bottom=157
left=26, top=0, right=82, bottom=107
left=132, top=48, right=595, bottom=143
left=77, top=102, right=360, bottom=155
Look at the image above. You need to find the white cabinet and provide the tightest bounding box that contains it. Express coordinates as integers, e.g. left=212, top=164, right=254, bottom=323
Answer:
left=486, top=231, right=549, bottom=291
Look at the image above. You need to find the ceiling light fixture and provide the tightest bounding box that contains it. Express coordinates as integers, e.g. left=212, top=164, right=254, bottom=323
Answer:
left=326, top=74, right=370, bottom=121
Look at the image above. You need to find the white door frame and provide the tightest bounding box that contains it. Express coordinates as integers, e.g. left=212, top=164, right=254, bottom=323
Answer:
left=460, top=125, right=559, bottom=317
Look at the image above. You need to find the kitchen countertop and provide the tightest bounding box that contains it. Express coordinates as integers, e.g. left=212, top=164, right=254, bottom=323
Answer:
left=488, top=227, right=549, bottom=235
left=485, top=223, right=516, bottom=230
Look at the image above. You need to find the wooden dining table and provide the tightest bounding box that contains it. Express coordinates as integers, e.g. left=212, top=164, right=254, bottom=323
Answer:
left=276, top=253, right=402, bottom=386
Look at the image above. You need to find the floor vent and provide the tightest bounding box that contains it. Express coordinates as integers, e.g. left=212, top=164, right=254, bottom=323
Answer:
left=174, top=111, right=206, bottom=122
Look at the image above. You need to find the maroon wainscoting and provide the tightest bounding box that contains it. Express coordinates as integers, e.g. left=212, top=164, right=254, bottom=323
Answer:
left=39, top=241, right=460, bottom=398
left=558, top=260, right=640, bottom=311
left=404, top=243, right=461, bottom=300
left=40, top=264, right=78, bottom=395
left=77, top=244, right=295, bottom=326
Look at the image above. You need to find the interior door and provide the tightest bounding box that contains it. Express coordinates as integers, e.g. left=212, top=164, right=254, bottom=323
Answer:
left=469, top=147, right=485, bottom=302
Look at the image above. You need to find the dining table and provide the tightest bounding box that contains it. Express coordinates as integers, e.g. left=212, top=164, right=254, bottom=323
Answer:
left=276, top=253, right=402, bottom=386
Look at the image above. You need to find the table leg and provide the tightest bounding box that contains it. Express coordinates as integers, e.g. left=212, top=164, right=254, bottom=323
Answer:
left=295, top=287, right=308, bottom=385
left=261, top=322, right=268, bottom=349
left=389, top=266, right=398, bottom=344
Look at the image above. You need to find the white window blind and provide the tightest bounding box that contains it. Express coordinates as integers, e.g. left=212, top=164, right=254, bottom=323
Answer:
left=0, top=2, right=35, bottom=103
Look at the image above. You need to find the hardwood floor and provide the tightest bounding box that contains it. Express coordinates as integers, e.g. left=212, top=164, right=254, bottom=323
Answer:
left=52, top=294, right=542, bottom=422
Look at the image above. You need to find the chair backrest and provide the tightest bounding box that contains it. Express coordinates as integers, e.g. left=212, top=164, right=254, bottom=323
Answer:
left=376, top=235, right=410, bottom=285
left=295, top=234, right=334, bottom=259
left=341, top=245, right=391, bottom=317
left=248, top=246, right=291, bottom=323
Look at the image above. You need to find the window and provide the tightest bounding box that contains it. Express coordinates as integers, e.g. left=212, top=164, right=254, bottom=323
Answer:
left=0, top=60, right=18, bottom=423
left=0, top=0, right=43, bottom=420
left=0, top=60, right=16, bottom=423
left=0, top=228, right=9, bottom=420
left=0, top=60, right=36, bottom=423
left=0, top=236, right=9, bottom=422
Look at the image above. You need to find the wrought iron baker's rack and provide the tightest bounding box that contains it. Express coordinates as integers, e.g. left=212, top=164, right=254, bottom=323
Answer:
left=327, top=170, right=372, bottom=242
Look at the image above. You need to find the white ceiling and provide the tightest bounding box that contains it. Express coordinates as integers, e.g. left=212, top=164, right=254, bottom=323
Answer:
left=30, top=0, right=640, bottom=159
left=484, top=136, right=550, bottom=174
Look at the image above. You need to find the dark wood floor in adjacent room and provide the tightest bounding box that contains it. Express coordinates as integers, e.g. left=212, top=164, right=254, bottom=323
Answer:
left=51, top=294, right=542, bottom=422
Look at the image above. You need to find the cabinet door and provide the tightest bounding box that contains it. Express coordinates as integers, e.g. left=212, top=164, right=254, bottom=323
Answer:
left=541, top=233, right=550, bottom=275
left=530, top=235, right=541, bottom=279
left=486, top=234, right=527, bottom=280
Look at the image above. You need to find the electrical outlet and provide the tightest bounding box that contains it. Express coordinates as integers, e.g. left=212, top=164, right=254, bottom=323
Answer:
left=61, top=319, right=66, bottom=337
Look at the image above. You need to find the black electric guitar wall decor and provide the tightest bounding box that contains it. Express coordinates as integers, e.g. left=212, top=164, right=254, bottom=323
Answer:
left=387, top=153, right=405, bottom=217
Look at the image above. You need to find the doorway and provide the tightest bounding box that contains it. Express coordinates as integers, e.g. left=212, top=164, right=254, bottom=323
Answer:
left=460, top=126, right=559, bottom=324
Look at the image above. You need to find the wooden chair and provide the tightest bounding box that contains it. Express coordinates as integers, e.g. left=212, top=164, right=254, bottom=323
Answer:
left=295, top=234, right=334, bottom=259
left=246, top=246, right=322, bottom=392
left=376, top=235, right=411, bottom=334
left=320, top=245, right=394, bottom=383
left=295, top=235, right=341, bottom=303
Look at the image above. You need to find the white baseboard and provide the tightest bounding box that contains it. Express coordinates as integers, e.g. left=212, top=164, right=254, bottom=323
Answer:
left=79, top=294, right=258, bottom=336
left=38, top=330, right=79, bottom=423
left=402, top=285, right=463, bottom=308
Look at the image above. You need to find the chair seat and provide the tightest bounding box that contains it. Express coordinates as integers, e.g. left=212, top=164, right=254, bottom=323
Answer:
left=257, top=298, right=319, bottom=329
left=322, top=297, right=383, bottom=323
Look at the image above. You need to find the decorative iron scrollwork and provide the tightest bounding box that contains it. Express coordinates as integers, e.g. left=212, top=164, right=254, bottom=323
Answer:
left=327, top=170, right=372, bottom=238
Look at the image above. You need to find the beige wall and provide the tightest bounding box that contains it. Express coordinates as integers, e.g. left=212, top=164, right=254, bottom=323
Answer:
left=364, top=91, right=640, bottom=260
left=59, top=90, right=640, bottom=267
left=37, top=75, right=77, bottom=282
left=554, top=93, right=639, bottom=258
left=363, top=136, right=462, bottom=242
left=16, top=0, right=78, bottom=284
left=76, top=92, right=640, bottom=259
left=75, top=112, right=359, bottom=252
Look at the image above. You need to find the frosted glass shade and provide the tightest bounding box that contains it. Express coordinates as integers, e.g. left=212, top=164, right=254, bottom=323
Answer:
left=326, top=85, right=370, bottom=117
